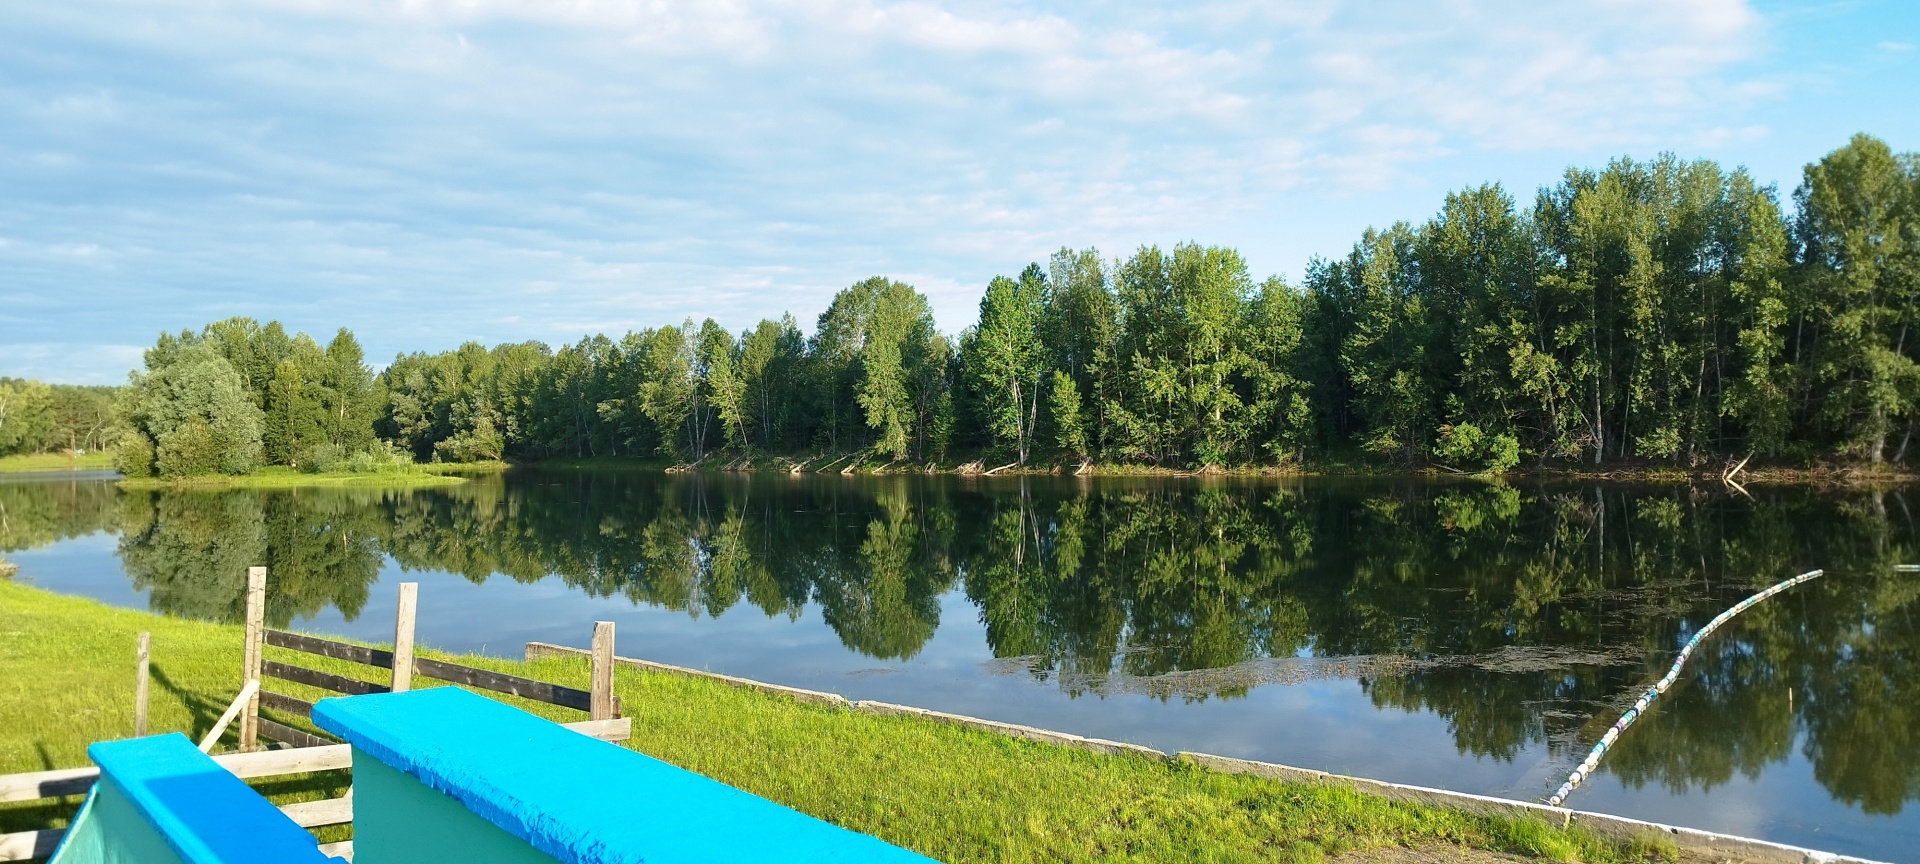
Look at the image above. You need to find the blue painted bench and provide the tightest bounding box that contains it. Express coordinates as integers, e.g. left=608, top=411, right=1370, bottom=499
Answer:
left=313, top=687, right=937, bottom=864
left=48, top=734, right=333, bottom=864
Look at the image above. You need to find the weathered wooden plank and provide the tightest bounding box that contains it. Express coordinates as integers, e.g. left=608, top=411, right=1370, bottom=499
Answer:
left=391, top=583, right=418, bottom=692
left=258, top=717, right=334, bottom=750
left=134, top=631, right=150, bottom=738
left=265, top=630, right=393, bottom=669
left=2, top=744, right=350, bottom=804
left=240, top=566, right=267, bottom=750
left=565, top=717, right=631, bottom=743
left=262, top=660, right=390, bottom=696
left=259, top=690, right=316, bottom=719
left=280, top=795, right=353, bottom=828
left=316, top=840, right=353, bottom=861
left=0, top=767, right=95, bottom=803
left=0, top=828, right=59, bottom=861
left=217, top=744, right=352, bottom=778
left=590, top=621, right=616, bottom=720
left=413, top=658, right=592, bottom=711
left=198, top=680, right=261, bottom=752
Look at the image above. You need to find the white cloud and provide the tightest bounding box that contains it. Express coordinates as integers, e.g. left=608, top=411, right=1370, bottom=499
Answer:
left=0, top=0, right=1827, bottom=381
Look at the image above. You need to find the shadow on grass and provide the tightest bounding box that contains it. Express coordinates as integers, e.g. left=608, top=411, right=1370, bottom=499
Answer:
left=149, top=663, right=230, bottom=747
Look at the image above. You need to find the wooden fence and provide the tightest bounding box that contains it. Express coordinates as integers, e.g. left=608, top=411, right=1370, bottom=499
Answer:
left=0, top=568, right=627, bottom=862
left=239, top=568, right=622, bottom=751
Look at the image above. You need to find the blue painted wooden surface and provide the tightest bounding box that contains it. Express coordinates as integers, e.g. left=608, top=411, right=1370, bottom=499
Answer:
left=48, top=734, right=331, bottom=864
left=346, top=753, right=561, bottom=864
left=314, top=688, right=938, bottom=864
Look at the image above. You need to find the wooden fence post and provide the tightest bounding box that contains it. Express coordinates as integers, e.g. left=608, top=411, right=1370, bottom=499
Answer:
left=391, top=583, right=418, bottom=693
left=134, top=632, right=150, bottom=738
left=590, top=621, right=616, bottom=720
left=239, top=567, right=266, bottom=751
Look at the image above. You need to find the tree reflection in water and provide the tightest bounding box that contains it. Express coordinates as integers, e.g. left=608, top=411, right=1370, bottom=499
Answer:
left=13, top=473, right=1917, bottom=815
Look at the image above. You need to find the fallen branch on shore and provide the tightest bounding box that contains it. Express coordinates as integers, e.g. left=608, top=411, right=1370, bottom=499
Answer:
left=1722, top=451, right=1753, bottom=484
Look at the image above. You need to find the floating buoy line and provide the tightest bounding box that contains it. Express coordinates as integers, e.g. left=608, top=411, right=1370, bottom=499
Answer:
left=1546, top=568, right=1825, bottom=808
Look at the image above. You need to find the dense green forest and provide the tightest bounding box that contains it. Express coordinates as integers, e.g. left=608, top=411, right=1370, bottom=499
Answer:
left=110, top=321, right=401, bottom=477
left=0, top=378, right=117, bottom=458
left=78, top=133, right=1920, bottom=476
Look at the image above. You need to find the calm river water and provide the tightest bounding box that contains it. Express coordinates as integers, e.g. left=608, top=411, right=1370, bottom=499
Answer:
left=3, top=470, right=1917, bottom=861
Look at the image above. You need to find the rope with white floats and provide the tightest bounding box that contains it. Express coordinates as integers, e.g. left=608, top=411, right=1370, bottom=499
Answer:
left=1546, top=568, right=1824, bottom=808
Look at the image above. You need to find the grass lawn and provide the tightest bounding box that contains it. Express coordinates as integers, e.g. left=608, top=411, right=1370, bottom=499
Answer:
left=420, top=460, right=512, bottom=474
left=0, top=582, right=1670, bottom=863
left=0, top=452, right=116, bottom=474
left=116, top=465, right=467, bottom=490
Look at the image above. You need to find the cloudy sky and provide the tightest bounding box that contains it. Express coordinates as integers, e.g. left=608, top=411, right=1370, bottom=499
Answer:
left=3, top=0, right=1916, bottom=383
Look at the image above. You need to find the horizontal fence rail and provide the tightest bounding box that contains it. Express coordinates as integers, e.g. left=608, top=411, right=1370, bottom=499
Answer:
left=258, top=690, right=316, bottom=719
left=0, top=719, right=630, bottom=862
left=413, top=657, right=594, bottom=712
left=264, top=629, right=394, bottom=668
left=263, top=630, right=605, bottom=714
left=257, top=718, right=331, bottom=750
left=3, top=575, right=625, bottom=862
left=261, top=659, right=390, bottom=697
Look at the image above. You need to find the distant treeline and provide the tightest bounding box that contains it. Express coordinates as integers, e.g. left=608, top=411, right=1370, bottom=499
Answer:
left=105, top=133, right=1920, bottom=476
left=0, top=378, right=116, bottom=458
left=114, top=322, right=391, bottom=477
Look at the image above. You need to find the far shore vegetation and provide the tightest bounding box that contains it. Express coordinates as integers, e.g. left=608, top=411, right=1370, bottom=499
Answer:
left=0, top=450, right=115, bottom=474
left=0, top=581, right=1676, bottom=863
left=114, top=465, right=468, bottom=490
left=3, top=134, right=1917, bottom=484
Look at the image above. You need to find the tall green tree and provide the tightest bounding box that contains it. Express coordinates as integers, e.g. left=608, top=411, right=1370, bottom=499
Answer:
left=1238, top=278, right=1313, bottom=463
left=320, top=329, right=377, bottom=452
left=962, top=265, right=1049, bottom=465
left=45, top=385, right=119, bottom=454
left=905, top=326, right=956, bottom=462
left=262, top=357, right=327, bottom=465
left=699, top=320, right=747, bottom=452
left=1046, top=370, right=1087, bottom=460
left=637, top=323, right=699, bottom=459
left=1310, top=226, right=1431, bottom=460
left=810, top=281, right=883, bottom=453
left=739, top=316, right=805, bottom=451
left=0, top=380, right=53, bottom=457
left=1792, top=134, right=1920, bottom=464
left=858, top=281, right=938, bottom=461
left=1044, top=247, right=1118, bottom=457
left=120, top=339, right=265, bottom=477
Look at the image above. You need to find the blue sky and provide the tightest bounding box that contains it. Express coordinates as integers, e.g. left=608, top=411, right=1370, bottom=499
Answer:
left=3, top=0, right=1916, bottom=384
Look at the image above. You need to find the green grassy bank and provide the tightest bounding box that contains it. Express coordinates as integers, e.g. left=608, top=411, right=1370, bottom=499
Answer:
left=116, top=465, right=469, bottom=490
left=0, top=582, right=1671, bottom=863
left=0, top=452, right=116, bottom=474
